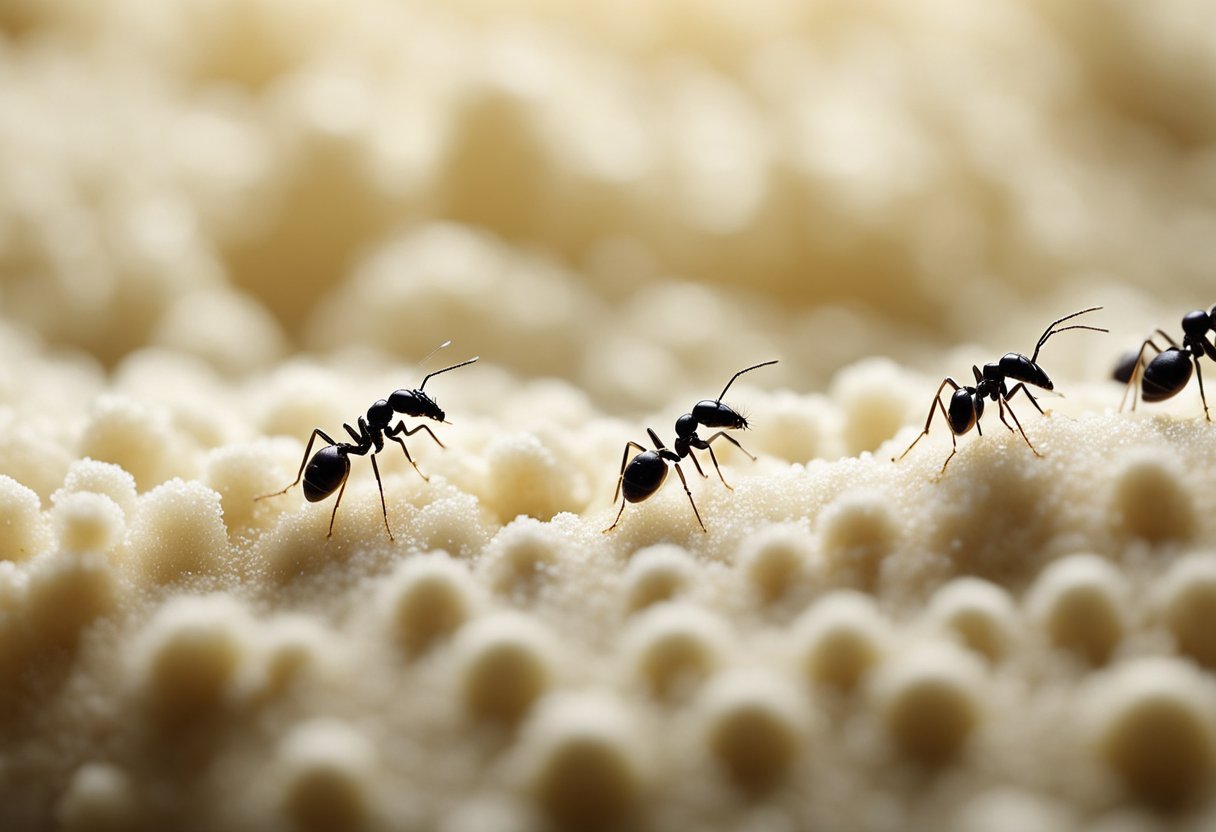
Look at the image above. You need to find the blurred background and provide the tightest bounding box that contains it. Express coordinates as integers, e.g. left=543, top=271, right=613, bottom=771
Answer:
left=2, top=0, right=1215, bottom=411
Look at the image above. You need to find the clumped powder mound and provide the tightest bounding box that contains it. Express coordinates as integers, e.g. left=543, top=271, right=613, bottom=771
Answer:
left=3, top=1, right=1216, bottom=831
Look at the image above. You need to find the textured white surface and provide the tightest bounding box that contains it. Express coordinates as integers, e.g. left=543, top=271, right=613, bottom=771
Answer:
left=3, top=2, right=1216, bottom=831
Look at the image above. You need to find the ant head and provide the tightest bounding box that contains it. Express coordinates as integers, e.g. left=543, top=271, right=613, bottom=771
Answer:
left=1183, top=309, right=1211, bottom=338
left=389, top=388, right=445, bottom=422
left=691, top=399, right=748, bottom=430
left=368, top=399, right=394, bottom=428
left=675, top=413, right=699, bottom=438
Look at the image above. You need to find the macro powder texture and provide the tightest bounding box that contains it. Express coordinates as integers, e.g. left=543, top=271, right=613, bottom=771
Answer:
left=4, top=2, right=1216, bottom=831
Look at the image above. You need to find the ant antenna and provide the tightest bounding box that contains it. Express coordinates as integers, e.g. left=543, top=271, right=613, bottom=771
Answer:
left=715, top=360, right=779, bottom=402
left=416, top=340, right=453, bottom=367
left=419, top=356, right=479, bottom=390
left=1031, top=306, right=1107, bottom=362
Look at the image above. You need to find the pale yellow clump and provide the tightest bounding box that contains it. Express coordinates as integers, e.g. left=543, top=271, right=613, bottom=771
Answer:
left=623, top=602, right=730, bottom=701
left=1027, top=554, right=1128, bottom=665
left=791, top=590, right=888, bottom=691
left=137, top=594, right=251, bottom=719
left=818, top=489, right=898, bottom=590
left=277, top=718, right=380, bottom=832
left=382, top=553, right=476, bottom=657
left=1111, top=451, right=1195, bottom=544
left=455, top=612, right=556, bottom=723
left=49, top=491, right=125, bottom=555
left=738, top=522, right=812, bottom=603
left=77, top=396, right=184, bottom=492
left=56, top=762, right=137, bottom=832
left=0, top=474, right=51, bottom=563
left=1088, top=658, right=1216, bottom=809
left=484, top=431, right=591, bottom=522
left=126, top=479, right=233, bottom=583
left=926, top=577, right=1018, bottom=662
left=520, top=693, right=645, bottom=830
left=621, top=544, right=697, bottom=612
left=1153, top=554, right=1216, bottom=669
left=700, top=670, right=807, bottom=793
left=871, top=642, right=985, bottom=764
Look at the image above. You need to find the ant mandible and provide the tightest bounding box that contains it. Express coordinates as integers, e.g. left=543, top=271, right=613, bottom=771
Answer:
left=1114, top=305, right=1216, bottom=422
left=256, top=344, right=478, bottom=540
left=894, top=307, right=1107, bottom=474
left=605, top=360, right=777, bottom=533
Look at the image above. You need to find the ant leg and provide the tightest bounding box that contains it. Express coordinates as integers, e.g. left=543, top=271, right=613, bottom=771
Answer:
left=387, top=431, right=429, bottom=481
left=1194, top=357, right=1212, bottom=422
left=686, top=450, right=708, bottom=479
left=1007, top=383, right=1045, bottom=415
left=369, top=452, right=394, bottom=540
left=699, top=432, right=756, bottom=490
left=604, top=499, right=628, bottom=533
left=672, top=462, right=707, bottom=532
left=999, top=398, right=1042, bottom=457
left=327, top=477, right=348, bottom=539
left=256, top=429, right=338, bottom=499
left=395, top=423, right=446, bottom=450
left=1119, top=338, right=1165, bottom=413
left=894, top=379, right=959, bottom=462
left=936, top=432, right=959, bottom=476
left=703, top=431, right=757, bottom=461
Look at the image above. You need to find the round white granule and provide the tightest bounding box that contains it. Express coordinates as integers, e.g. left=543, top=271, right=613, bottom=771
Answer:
left=56, top=459, right=138, bottom=518
left=50, top=491, right=125, bottom=555
left=0, top=474, right=51, bottom=563
left=380, top=553, right=475, bottom=657
left=699, top=670, right=808, bottom=793
left=137, top=594, right=252, bottom=719
left=1086, top=657, right=1216, bottom=809
left=480, top=520, right=562, bottom=598
left=791, top=590, right=889, bottom=690
left=484, top=431, right=590, bottom=522
left=454, top=611, right=556, bottom=723
left=1111, top=451, right=1194, bottom=544
left=78, top=395, right=181, bottom=492
left=737, top=523, right=812, bottom=603
left=870, top=641, right=985, bottom=764
left=127, top=478, right=232, bottom=583
left=1025, top=554, right=1128, bottom=665
left=24, top=548, right=118, bottom=648
left=818, top=489, right=897, bottom=590
left=56, top=762, right=136, bottom=832
left=1152, top=553, right=1216, bottom=669
left=278, top=717, right=379, bottom=832
left=926, top=577, right=1018, bottom=662
left=621, top=543, right=697, bottom=612
left=517, top=692, right=645, bottom=829
left=622, top=602, right=730, bottom=701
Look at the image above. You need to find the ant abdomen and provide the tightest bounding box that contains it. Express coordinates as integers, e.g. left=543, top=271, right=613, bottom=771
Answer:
left=621, top=452, right=668, bottom=503
left=948, top=389, right=979, bottom=434
left=1142, top=350, right=1193, bottom=402
left=303, top=446, right=349, bottom=502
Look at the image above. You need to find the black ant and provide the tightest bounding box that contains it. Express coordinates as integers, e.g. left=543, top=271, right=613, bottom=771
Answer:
left=1114, top=306, right=1216, bottom=421
left=894, top=307, right=1107, bottom=474
left=256, top=347, right=478, bottom=540
left=605, top=360, right=777, bottom=533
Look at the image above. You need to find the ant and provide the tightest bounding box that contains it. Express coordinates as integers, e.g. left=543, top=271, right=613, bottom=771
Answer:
left=1114, top=305, right=1216, bottom=421
left=256, top=345, right=478, bottom=540
left=894, top=307, right=1107, bottom=474
left=605, top=360, right=777, bottom=533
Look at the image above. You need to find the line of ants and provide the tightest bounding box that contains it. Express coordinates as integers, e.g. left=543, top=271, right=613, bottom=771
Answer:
left=257, top=305, right=1216, bottom=538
